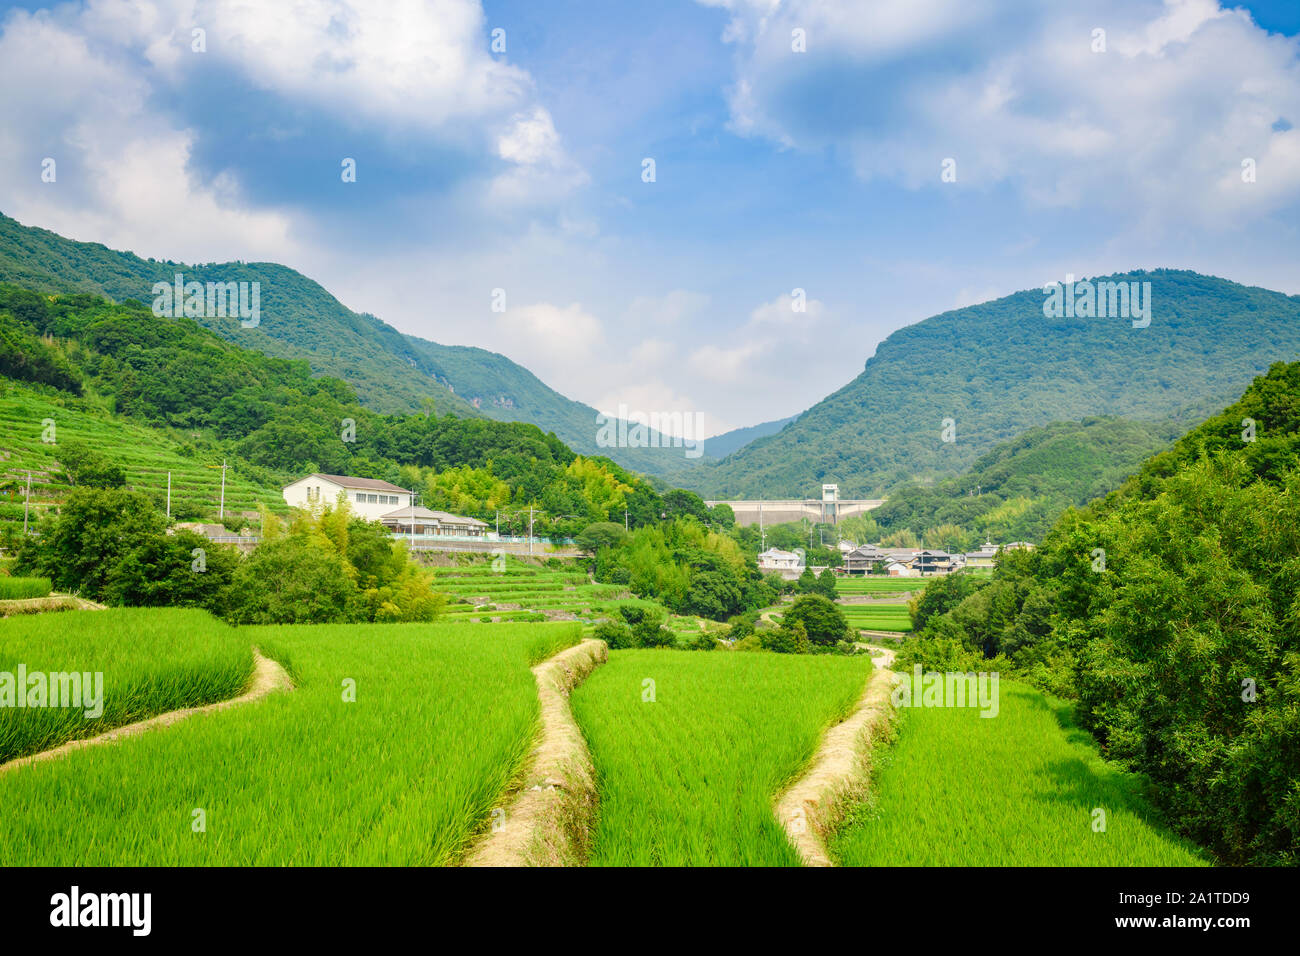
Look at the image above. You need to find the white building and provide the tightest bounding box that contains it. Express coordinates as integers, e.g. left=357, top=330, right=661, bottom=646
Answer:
left=282, top=473, right=413, bottom=522
left=380, top=506, right=489, bottom=538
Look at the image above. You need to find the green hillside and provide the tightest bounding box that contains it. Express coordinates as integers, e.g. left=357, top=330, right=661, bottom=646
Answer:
left=0, top=380, right=286, bottom=537
left=0, top=212, right=699, bottom=475
left=869, top=416, right=1179, bottom=547
left=900, top=360, right=1300, bottom=864
left=690, top=270, right=1300, bottom=497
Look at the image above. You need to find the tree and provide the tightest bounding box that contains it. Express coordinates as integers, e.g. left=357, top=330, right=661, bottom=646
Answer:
left=17, top=487, right=164, bottom=598
left=57, top=439, right=126, bottom=489
left=222, top=537, right=359, bottom=624
left=783, top=594, right=851, bottom=646
left=576, top=521, right=629, bottom=554
left=796, top=567, right=818, bottom=593
left=816, top=567, right=839, bottom=599
left=102, top=530, right=238, bottom=610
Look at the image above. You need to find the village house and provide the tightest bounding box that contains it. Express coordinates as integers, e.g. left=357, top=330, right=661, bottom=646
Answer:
left=758, top=547, right=804, bottom=579
left=380, top=505, right=489, bottom=538
left=912, top=550, right=956, bottom=575
left=842, top=544, right=890, bottom=575
left=965, top=540, right=999, bottom=567
left=282, top=474, right=488, bottom=538
left=282, top=473, right=413, bottom=522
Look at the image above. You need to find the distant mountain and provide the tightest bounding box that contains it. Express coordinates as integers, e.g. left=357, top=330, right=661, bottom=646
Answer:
left=688, top=270, right=1300, bottom=497
left=0, top=212, right=690, bottom=475
left=702, top=415, right=797, bottom=460
left=869, top=416, right=1180, bottom=546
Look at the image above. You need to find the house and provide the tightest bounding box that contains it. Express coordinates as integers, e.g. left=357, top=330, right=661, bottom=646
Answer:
left=911, top=550, right=955, bottom=575
left=842, top=544, right=890, bottom=575
left=380, top=506, right=489, bottom=538
left=885, top=560, right=915, bottom=577
left=1003, top=541, right=1036, bottom=552
left=283, top=474, right=413, bottom=522
left=965, top=541, right=999, bottom=567
left=758, top=548, right=804, bottom=579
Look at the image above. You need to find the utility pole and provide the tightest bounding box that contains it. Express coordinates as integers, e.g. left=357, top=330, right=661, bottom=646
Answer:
left=495, top=510, right=500, bottom=537
left=528, top=505, right=535, bottom=557
left=759, top=503, right=765, bottom=551
left=166, top=471, right=171, bottom=520
left=22, top=470, right=31, bottom=535
left=218, top=459, right=227, bottom=520
left=624, top=508, right=628, bottom=531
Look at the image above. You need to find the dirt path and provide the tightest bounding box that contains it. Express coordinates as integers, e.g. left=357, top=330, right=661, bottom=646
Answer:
left=0, top=650, right=293, bottom=775
left=774, top=648, right=898, bottom=867
left=464, top=638, right=607, bottom=867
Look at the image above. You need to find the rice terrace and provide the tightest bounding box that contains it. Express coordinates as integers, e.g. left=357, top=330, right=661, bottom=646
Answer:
left=0, top=0, right=1296, bottom=941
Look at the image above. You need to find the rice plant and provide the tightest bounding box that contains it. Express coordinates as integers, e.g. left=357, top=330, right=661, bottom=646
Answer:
left=0, top=607, right=252, bottom=763
left=0, top=619, right=580, bottom=865
left=830, top=680, right=1209, bottom=866
left=572, top=649, right=873, bottom=866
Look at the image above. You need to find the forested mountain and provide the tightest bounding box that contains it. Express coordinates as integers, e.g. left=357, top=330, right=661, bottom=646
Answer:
left=869, top=416, right=1179, bottom=547
left=901, top=361, right=1300, bottom=864
left=0, top=283, right=678, bottom=540
left=698, top=415, right=797, bottom=460
left=691, top=270, right=1300, bottom=497
left=0, top=213, right=697, bottom=474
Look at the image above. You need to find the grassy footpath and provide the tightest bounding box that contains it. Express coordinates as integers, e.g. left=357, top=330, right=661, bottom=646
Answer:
left=0, top=620, right=579, bottom=865
left=830, top=679, right=1209, bottom=866
left=0, top=608, right=252, bottom=763
left=572, top=649, right=872, bottom=866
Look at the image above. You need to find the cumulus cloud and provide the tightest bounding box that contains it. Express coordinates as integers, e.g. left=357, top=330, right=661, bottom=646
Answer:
left=705, top=0, right=1300, bottom=229
left=0, top=0, right=583, bottom=264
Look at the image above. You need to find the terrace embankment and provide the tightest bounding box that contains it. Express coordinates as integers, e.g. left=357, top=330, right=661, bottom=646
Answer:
left=0, top=649, right=292, bottom=774
left=464, top=638, right=607, bottom=867
left=774, top=647, right=897, bottom=867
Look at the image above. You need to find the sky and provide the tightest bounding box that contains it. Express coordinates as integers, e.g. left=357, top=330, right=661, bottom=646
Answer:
left=0, top=0, right=1297, bottom=437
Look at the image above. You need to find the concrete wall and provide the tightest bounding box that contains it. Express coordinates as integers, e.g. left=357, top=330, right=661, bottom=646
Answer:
left=706, top=498, right=885, bottom=527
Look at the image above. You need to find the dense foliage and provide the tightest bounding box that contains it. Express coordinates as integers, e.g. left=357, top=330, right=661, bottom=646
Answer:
left=593, top=518, right=778, bottom=621
left=868, top=417, right=1176, bottom=548
left=14, top=487, right=442, bottom=625
left=900, top=362, right=1300, bottom=864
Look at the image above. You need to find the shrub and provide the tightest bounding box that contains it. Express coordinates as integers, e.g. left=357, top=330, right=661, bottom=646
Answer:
left=594, top=620, right=636, bottom=650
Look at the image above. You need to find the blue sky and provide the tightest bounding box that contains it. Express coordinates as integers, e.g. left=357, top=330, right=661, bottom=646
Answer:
left=0, top=0, right=1297, bottom=436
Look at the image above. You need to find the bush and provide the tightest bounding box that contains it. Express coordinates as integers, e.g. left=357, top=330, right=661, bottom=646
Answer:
left=783, top=594, right=851, bottom=646
left=594, top=620, right=636, bottom=649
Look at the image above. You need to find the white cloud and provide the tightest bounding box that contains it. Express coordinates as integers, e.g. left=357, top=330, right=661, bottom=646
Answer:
left=706, top=0, right=1300, bottom=229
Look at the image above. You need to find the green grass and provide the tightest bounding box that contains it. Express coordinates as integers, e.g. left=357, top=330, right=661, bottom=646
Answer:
left=0, top=619, right=580, bottom=865
left=0, top=576, right=52, bottom=599
left=830, top=679, right=1209, bottom=866
left=841, top=603, right=913, bottom=632
left=0, top=608, right=252, bottom=763
left=572, top=649, right=873, bottom=865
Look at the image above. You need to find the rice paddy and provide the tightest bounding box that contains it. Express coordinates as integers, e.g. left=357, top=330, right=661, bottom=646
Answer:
left=0, top=608, right=252, bottom=763
left=0, top=619, right=580, bottom=865
left=834, top=576, right=924, bottom=596
left=840, top=603, right=913, bottom=632
left=0, top=576, right=52, bottom=599
left=830, top=679, right=1208, bottom=866
left=571, top=649, right=873, bottom=866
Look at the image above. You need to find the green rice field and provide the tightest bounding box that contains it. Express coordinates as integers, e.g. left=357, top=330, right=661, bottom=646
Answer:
left=830, top=679, right=1208, bottom=866
left=0, top=608, right=252, bottom=762
left=572, top=649, right=873, bottom=866
left=841, top=603, right=913, bottom=632
left=834, top=576, right=924, bottom=595
left=0, top=576, right=52, bottom=600
left=0, top=619, right=580, bottom=865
